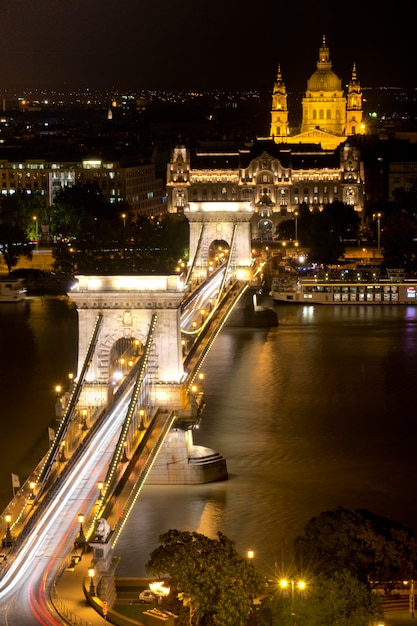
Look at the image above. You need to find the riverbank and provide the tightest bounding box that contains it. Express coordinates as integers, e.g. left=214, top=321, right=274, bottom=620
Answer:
left=0, top=247, right=54, bottom=275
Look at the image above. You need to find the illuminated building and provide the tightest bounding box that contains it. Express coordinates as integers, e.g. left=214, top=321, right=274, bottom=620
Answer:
left=0, top=158, right=165, bottom=218
left=270, top=35, right=364, bottom=150
left=167, top=37, right=365, bottom=230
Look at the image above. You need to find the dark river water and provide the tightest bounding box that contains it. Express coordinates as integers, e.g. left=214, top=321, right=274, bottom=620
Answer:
left=1, top=296, right=417, bottom=578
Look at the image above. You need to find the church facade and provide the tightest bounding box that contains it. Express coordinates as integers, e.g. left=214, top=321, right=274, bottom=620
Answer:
left=167, top=37, right=365, bottom=233
left=271, top=35, right=364, bottom=150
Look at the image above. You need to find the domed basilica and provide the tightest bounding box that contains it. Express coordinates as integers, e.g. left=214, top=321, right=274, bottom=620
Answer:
left=270, top=35, right=364, bottom=149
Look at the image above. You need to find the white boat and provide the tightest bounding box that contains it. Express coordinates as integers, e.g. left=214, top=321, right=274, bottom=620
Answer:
left=0, top=278, right=27, bottom=302
left=270, top=275, right=417, bottom=305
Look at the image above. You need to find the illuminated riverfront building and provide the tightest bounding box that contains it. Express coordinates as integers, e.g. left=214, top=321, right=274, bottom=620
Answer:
left=167, top=36, right=365, bottom=230
left=0, top=158, right=165, bottom=218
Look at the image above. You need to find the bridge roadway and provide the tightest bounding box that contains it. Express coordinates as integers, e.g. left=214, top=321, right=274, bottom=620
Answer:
left=0, top=276, right=249, bottom=624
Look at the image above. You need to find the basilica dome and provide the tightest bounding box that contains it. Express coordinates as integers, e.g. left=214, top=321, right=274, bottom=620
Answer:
left=306, top=35, right=342, bottom=93
left=306, top=67, right=342, bottom=92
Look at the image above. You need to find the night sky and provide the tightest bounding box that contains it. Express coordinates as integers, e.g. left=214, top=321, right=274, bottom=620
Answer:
left=0, top=0, right=415, bottom=93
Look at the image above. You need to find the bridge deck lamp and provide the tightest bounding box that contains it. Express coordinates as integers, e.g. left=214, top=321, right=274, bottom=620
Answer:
left=58, top=441, right=66, bottom=462
left=88, top=567, right=96, bottom=595
left=4, top=514, right=12, bottom=547
left=121, top=441, right=129, bottom=463
left=138, top=409, right=146, bottom=431
left=81, top=408, right=88, bottom=431
left=29, top=481, right=36, bottom=500
left=97, top=481, right=104, bottom=497
left=77, top=513, right=86, bottom=545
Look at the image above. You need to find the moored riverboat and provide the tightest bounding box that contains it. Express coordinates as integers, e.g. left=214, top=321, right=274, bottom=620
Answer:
left=0, top=278, right=27, bottom=302
left=270, top=273, right=417, bottom=305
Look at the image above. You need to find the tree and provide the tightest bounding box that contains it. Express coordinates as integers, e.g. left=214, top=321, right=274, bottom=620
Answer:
left=304, top=211, right=345, bottom=265
left=0, top=223, right=33, bottom=273
left=0, top=191, right=47, bottom=270
left=270, top=570, right=382, bottom=626
left=381, top=210, right=417, bottom=272
left=146, top=530, right=264, bottom=626
left=293, top=506, right=417, bottom=586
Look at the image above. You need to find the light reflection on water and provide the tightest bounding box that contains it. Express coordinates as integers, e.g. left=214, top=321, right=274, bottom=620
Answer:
left=116, top=304, right=417, bottom=577
left=1, top=299, right=417, bottom=577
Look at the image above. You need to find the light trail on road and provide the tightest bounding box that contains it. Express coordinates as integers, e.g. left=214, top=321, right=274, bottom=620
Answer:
left=0, top=386, right=134, bottom=623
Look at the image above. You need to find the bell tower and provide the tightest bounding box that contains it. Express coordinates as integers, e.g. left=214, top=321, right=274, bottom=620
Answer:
left=270, top=64, right=289, bottom=139
left=346, top=62, right=364, bottom=136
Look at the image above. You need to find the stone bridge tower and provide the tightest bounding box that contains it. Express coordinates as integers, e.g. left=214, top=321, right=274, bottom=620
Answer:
left=69, top=274, right=187, bottom=411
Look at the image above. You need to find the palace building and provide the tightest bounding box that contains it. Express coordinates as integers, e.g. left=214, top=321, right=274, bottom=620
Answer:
left=167, top=37, right=365, bottom=233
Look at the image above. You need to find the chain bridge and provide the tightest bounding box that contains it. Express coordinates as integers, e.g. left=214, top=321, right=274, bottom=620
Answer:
left=0, top=200, right=278, bottom=622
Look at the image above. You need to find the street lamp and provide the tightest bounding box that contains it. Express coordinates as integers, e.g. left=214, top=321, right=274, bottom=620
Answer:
left=88, top=567, right=96, bottom=595
left=77, top=513, right=86, bottom=548
left=149, top=581, right=170, bottom=605
left=294, top=210, right=298, bottom=242
left=4, top=514, right=12, bottom=547
left=280, top=579, right=306, bottom=625
left=33, top=215, right=38, bottom=248
left=138, top=408, right=146, bottom=431
left=29, top=481, right=36, bottom=500
left=247, top=549, right=255, bottom=561
left=81, top=408, right=88, bottom=431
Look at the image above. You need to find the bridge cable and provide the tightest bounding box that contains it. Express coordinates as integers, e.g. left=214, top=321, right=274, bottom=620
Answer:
left=37, top=313, right=104, bottom=488
left=92, top=313, right=158, bottom=525
left=184, top=223, right=205, bottom=285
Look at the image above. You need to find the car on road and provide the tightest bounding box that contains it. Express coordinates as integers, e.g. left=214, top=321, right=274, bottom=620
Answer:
left=139, top=590, right=156, bottom=604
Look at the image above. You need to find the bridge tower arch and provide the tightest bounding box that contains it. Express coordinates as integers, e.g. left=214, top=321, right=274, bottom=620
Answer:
left=69, top=274, right=187, bottom=410
left=186, top=203, right=254, bottom=281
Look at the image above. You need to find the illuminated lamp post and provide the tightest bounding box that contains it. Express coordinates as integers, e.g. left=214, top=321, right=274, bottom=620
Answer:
left=81, top=408, right=88, bottom=431
left=294, top=210, right=299, bottom=242
left=58, top=441, right=67, bottom=462
left=121, top=441, right=129, bottom=463
left=150, top=581, right=170, bottom=605
left=4, top=514, right=12, bottom=547
left=55, top=385, right=63, bottom=420
left=33, top=215, right=38, bottom=248
left=77, top=513, right=86, bottom=545
left=29, top=480, right=36, bottom=500
left=88, top=567, right=96, bottom=595
left=247, top=549, right=255, bottom=561
left=280, top=579, right=306, bottom=626
left=138, top=409, right=146, bottom=431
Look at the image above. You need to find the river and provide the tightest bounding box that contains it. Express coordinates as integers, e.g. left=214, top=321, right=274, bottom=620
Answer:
left=1, top=296, right=417, bottom=578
